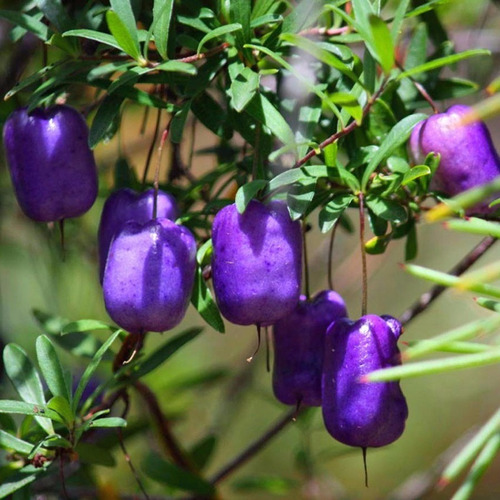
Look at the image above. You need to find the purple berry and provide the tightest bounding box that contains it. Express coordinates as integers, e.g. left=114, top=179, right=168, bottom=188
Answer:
left=322, top=314, right=408, bottom=448
left=211, top=200, right=302, bottom=326
left=272, top=290, right=347, bottom=407
left=409, top=105, right=500, bottom=214
left=98, top=188, right=179, bottom=282
left=3, top=105, right=98, bottom=222
left=103, top=218, right=196, bottom=333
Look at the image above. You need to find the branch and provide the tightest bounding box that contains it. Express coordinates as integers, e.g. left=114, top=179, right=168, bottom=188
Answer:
left=399, top=236, right=498, bottom=326
left=209, top=408, right=297, bottom=484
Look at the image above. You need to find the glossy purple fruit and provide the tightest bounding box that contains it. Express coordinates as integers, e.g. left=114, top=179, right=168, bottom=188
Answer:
left=409, top=105, right=500, bottom=214
left=3, top=105, right=98, bottom=221
left=322, top=314, right=408, bottom=448
left=103, top=218, right=196, bottom=334
left=98, top=188, right=179, bottom=282
left=272, top=290, right=347, bottom=407
left=211, top=200, right=302, bottom=326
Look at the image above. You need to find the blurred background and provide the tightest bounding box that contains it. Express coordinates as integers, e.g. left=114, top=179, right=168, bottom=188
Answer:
left=1, top=0, right=500, bottom=498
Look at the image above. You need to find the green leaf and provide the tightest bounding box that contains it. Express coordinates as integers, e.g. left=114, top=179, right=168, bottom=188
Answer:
left=361, top=113, right=427, bottom=190
left=0, top=467, right=44, bottom=498
left=402, top=165, right=431, bottom=185
left=0, top=431, right=33, bottom=455
left=318, top=194, right=354, bottom=233
left=328, top=92, right=363, bottom=124
left=72, top=329, right=122, bottom=413
left=191, top=269, right=225, bottom=333
left=268, top=165, right=329, bottom=192
left=35, top=336, right=71, bottom=402
left=38, top=0, right=72, bottom=33
left=189, top=435, right=217, bottom=470
left=0, top=401, right=52, bottom=418
left=475, top=298, right=500, bottom=313
left=233, top=475, right=297, bottom=495
left=153, top=0, right=174, bottom=59
left=170, top=101, right=191, bottom=144
left=106, top=10, right=143, bottom=62
left=197, top=24, right=242, bottom=54
left=75, top=441, right=116, bottom=467
left=281, top=0, right=322, bottom=33
left=368, top=14, right=394, bottom=74
left=61, top=319, right=116, bottom=335
left=405, top=221, right=418, bottom=261
left=445, top=218, right=500, bottom=239
left=397, top=49, right=491, bottom=80
left=88, top=417, right=127, bottom=428
left=230, top=0, right=252, bottom=45
left=63, top=29, right=123, bottom=51
left=89, top=94, right=125, bottom=149
left=287, top=178, right=317, bottom=220
left=366, top=197, right=407, bottom=224
left=390, top=0, right=411, bottom=41
left=230, top=67, right=260, bottom=113
left=46, top=396, right=74, bottom=427
left=134, top=328, right=203, bottom=380
left=196, top=239, right=213, bottom=267
left=235, top=180, right=268, bottom=213
left=0, top=10, right=50, bottom=41
left=143, top=453, right=215, bottom=495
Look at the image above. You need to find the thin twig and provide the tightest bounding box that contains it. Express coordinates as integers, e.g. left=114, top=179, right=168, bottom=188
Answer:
left=209, top=408, right=298, bottom=484
left=153, top=120, right=172, bottom=218
left=59, top=453, right=69, bottom=500
left=399, top=236, right=497, bottom=326
left=172, top=42, right=230, bottom=64
left=395, top=61, right=438, bottom=113
left=359, top=193, right=368, bottom=316
left=302, top=220, right=311, bottom=300
left=328, top=220, right=339, bottom=290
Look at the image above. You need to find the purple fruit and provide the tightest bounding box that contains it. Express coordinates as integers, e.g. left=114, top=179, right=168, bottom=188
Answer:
left=409, top=105, right=500, bottom=214
left=322, top=314, right=408, bottom=448
left=211, top=200, right=302, bottom=326
left=3, top=105, right=98, bottom=222
left=272, top=290, right=347, bottom=407
left=98, top=188, right=179, bottom=282
left=103, top=218, right=196, bottom=333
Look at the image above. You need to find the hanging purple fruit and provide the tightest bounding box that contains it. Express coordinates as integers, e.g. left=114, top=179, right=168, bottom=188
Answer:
left=103, top=218, right=196, bottom=334
left=272, top=290, right=347, bottom=407
left=409, top=105, right=500, bottom=214
left=322, top=314, right=408, bottom=448
left=3, top=105, right=98, bottom=222
left=211, top=200, right=302, bottom=326
left=98, top=188, right=179, bottom=282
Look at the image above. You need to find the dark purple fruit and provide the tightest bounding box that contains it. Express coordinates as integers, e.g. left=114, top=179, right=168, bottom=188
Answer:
left=3, top=105, right=98, bottom=222
left=98, top=188, right=179, bottom=282
left=272, top=290, right=347, bottom=407
left=103, top=218, right=196, bottom=333
left=409, top=105, right=500, bottom=214
left=322, top=314, right=408, bottom=448
left=211, top=200, right=302, bottom=326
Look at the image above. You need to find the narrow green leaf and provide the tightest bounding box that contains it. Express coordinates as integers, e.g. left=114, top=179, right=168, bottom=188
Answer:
left=231, top=0, right=252, bottom=45
left=0, top=400, right=52, bottom=418
left=361, top=113, right=427, bottom=190
left=106, top=10, right=143, bottom=62
left=405, top=221, right=418, bottom=261
left=189, top=435, right=217, bottom=470
left=63, top=29, right=123, bottom=51
left=197, top=24, right=242, bottom=54
left=36, top=336, right=71, bottom=402
left=196, top=239, right=213, bottom=267
left=0, top=467, right=42, bottom=498
left=235, top=180, right=268, bottom=213
left=171, top=101, right=191, bottom=144
left=440, top=408, right=500, bottom=485
left=46, top=396, right=73, bottom=427
left=0, top=10, right=50, bottom=40
left=287, top=178, right=317, bottom=220
left=88, top=417, right=127, bottom=428
left=191, top=269, right=225, bottom=333
left=233, top=475, right=297, bottom=495
left=268, top=165, right=329, bottom=192
left=318, top=194, right=354, bottom=233
left=366, top=197, right=407, bottom=224
left=328, top=92, right=363, bottom=124
left=37, top=0, right=72, bottom=33
left=143, top=453, right=215, bottom=495
left=0, top=431, right=33, bottom=455
left=475, top=298, right=500, bottom=313
left=110, top=0, right=139, bottom=48
left=61, top=319, right=115, bottom=335
left=281, top=0, right=322, bottom=34
left=445, top=218, right=500, bottom=239
left=89, top=94, right=125, bottom=149
left=402, top=165, right=431, bottom=185
left=153, top=0, right=174, bottom=59
left=72, top=329, right=122, bottom=413
left=134, top=327, right=203, bottom=380
left=368, top=14, right=394, bottom=74
left=390, top=0, right=411, bottom=41
left=230, top=67, right=260, bottom=113
left=398, top=49, right=491, bottom=80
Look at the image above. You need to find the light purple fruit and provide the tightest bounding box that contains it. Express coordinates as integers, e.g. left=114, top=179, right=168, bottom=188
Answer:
left=211, top=200, right=302, bottom=326
left=98, top=188, right=179, bottom=282
left=322, top=314, right=408, bottom=448
left=409, top=105, right=500, bottom=214
left=3, top=105, right=98, bottom=222
left=272, top=290, right=347, bottom=407
left=103, top=218, right=196, bottom=333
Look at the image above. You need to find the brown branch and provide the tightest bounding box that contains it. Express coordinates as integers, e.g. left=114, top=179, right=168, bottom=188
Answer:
left=398, top=236, right=498, bottom=326
left=209, top=408, right=298, bottom=484
left=171, top=42, right=230, bottom=64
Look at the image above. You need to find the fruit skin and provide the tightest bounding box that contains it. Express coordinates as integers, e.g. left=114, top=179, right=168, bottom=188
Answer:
left=272, top=290, right=347, bottom=407
left=103, top=218, right=196, bottom=334
left=409, top=105, right=500, bottom=214
left=3, top=105, right=98, bottom=222
left=98, top=188, right=179, bottom=282
left=322, top=314, right=408, bottom=448
left=211, top=200, right=302, bottom=326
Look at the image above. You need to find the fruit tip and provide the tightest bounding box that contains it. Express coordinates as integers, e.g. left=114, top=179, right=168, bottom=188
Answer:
left=398, top=262, right=407, bottom=270
left=436, top=477, right=450, bottom=491
left=358, top=374, right=370, bottom=384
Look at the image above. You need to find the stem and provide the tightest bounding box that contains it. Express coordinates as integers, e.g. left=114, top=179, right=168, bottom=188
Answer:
left=134, top=381, right=196, bottom=473
left=59, top=453, right=69, bottom=500
left=209, top=408, right=298, bottom=484
left=252, top=123, right=262, bottom=181
left=142, top=106, right=162, bottom=186
left=395, top=61, right=438, bottom=114
left=302, top=220, right=311, bottom=300
left=399, top=236, right=497, bottom=326
left=359, top=193, right=368, bottom=316
left=328, top=221, right=339, bottom=290
left=153, top=121, right=172, bottom=219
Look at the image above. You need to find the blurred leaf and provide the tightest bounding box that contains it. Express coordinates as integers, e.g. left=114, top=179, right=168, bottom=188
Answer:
left=36, top=336, right=71, bottom=403
left=287, top=178, right=317, bottom=220
left=72, top=329, right=122, bottom=413
left=196, top=239, right=213, bottom=267
left=229, top=67, right=260, bottom=113
left=268, top=165, right=329, bottom=192
left=445, top=218, right=500, bottom=239
left=475, top=298, right=500, bottom=313
left=143, top=453, right=215, bottom=495
left=282, top=0, right=322, bottom=33
left=75, top=441, right=116, bottom=467
left=0, top=10, right=50, bottom=40
left=0, top=414, right=17, bottom=433
left=405, top=222, right=418, bottom=261
left=171, top=102, right=191, bottom=144
left=252, top=0, right=279, bottom=19
left=0, top=466, right=46, bottom=498
left=0, top=401, right=52, bottom=418
left=236, top=180, right=268, bottom=213
left=318, top=194, right=354, bottom=233
left=365, top=234, right=392, bottom=255
left=191, top=268, right=225, bottom=333
left=168, top=367, right=229, bottom=390
left=87, top=417, right=127, bottom=428
left=61, top=319, right=116, bottom=335
left=0, top=431, right=32, bottom=455
left=37, top=0, right=72, bottom=33
left=368, top=14, right=394, bottom=74
left=231, top=0, right=251, bottom=45
left=197, top=24, right=242, bottom=54
left=153, top=0, right=174, bottom=59
left=233, top=475, right=297, bottom=494
left=366, top=197, right=407, bottom=224
left=63, top=29, right=123, bottom=51
left=46, top=396, right=73, bottom=427
left=89, top=94, right=125, bottom=148
left=390, top=0, right=411, bottom=41
left=402, top=165, right=431, bottom=185
left=134, top=327, right=203, bottom=379
left=189, top=434, right=217, bottom=470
